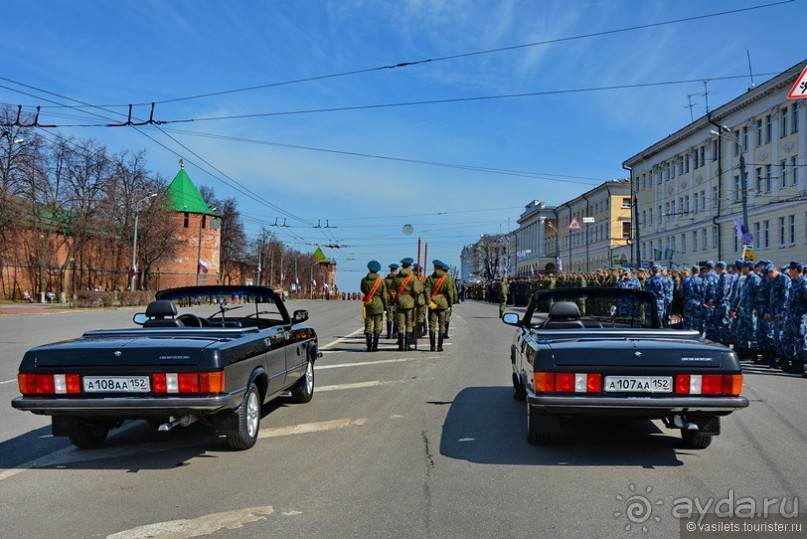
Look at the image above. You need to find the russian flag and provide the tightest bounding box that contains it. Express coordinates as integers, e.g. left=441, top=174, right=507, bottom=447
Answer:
left=198, top=260, right=208, bottom=273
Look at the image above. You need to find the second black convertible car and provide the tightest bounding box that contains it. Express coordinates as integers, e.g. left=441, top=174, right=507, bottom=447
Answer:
left=12, top=286, right=320, bottom=450
left=502, top=288, right=749, bottom=449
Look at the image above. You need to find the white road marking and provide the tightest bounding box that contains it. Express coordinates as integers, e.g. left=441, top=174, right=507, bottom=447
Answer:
left=317, top=357, right=437, bottom=369
left=0, top=379, right=16, bottom=385
left=106, top=505, right=275, bottom=539
left=258, top=418, right=367, bottom=438
left=319, top=327, right=364, bottom=350
left=317, top=380, right=404, bottom=392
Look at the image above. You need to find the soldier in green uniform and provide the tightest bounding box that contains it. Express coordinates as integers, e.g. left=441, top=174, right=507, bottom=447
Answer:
left=413, top=263, right=428, bottom=337
left=441, top=261, right=454, bottom=340
left=391, top=257, right=424, bottom=351
left=384, top=263, right=399, bottom=339
left=498, top=276, right=509, bottom=318
left=424, top=260, right=456, bottom=352
left=360, top=260, right=388, bottom=352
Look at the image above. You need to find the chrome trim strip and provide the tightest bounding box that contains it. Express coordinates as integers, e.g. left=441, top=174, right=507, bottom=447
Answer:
left=11, top=389, right=246, bottom=413
left=526, top=393, right=749, bottom=412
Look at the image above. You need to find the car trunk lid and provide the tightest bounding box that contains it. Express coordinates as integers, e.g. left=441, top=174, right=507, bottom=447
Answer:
left=548, top=337, right=727, bottom=369
left=34, top=336, right=216, bottom=367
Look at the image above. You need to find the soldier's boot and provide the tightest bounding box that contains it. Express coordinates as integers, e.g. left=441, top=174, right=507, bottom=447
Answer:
left=397, top=333, right=404, bottom=351
left=392, top=322, right=399, bottom=339
left=365, top=334, right=372, bottom=352
left=429, top=332, right=436, bottom=352
left=386, top=321, right=392, bottom=339
left=443, top=321, right=450, bottom=340
left=372, top=333, right=380, bottom=352
left=437, top=334, right=444, bottom=352
left=405, top=332, right=414, bottom=351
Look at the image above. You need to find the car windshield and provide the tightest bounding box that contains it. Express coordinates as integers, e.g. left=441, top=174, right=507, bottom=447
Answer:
left=525, top=288, right=659, bottom=329
left=155, top=285, right=289, bottom=328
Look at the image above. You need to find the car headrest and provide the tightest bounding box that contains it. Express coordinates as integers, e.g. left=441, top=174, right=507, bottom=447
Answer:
left=548, top=301, right=581, bottom=320
left=145, top=300, right=178, bottom=319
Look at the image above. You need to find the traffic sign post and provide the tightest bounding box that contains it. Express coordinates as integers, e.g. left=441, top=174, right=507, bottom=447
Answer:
left=742, top=232, right=753, bottom=245
left=568, top=217, right=581, bottom=231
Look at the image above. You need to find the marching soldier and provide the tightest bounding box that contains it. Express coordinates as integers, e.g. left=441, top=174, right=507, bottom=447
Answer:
left=712, top=261, right=733, bottom=344
left=413, top=263, right=428, bottom=336
left=753, top=260, right=772, bottom=363
left=765, top=264, right=791, bottom=368
left=701, top=261, right=719, bottom=340
left=384, top=263, right=399, bottom=339
left=783, top=262, right=807, bottom=374
left=732, top=261, right=760, bottom=358
left=360, top=260, right=388, bottom=352
left=644, top=266, right=666, bottom=322
left=391, top=257, right=424, bottom=351
left=424, top=260, right=456, bottom=352
left=498, top=277, right=509, bottom=318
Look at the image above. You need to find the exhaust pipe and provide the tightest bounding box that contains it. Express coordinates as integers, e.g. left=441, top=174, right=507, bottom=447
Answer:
left=157, top=414, right=198, bottom=432
left=670, top=414, right=699, bottom=431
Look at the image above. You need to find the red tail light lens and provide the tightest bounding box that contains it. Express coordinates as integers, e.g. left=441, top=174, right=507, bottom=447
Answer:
left=152, top=373, right=167, bottom=393
left=701, top=375, right=723, bottom=394
left=534, top=372, right=555, bottom=393
left=555, top=373, right=576, bottom=392
left=675, top=374, right=691, bottom=394
left=18, top=373, right=81, bottom=395
left=65, top=374, right=81, bottom=394
left=586, top=374, right=602, bottom=393
left=178, top=373, right=200, bottom=393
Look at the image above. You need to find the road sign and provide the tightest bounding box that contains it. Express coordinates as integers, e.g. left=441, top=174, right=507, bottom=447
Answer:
left=568, top=217, right=581, bottom=231
left=787, top=66, right=807, bottom=99
left=743, top=246, right=755, bottom=262
left=742, top=232, right=754, bottom=244
left=582, top=217, right=595, bottom=224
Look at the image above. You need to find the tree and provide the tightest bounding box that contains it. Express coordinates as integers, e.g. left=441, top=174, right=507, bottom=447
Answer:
left=477, top=234, right=506, bottom=280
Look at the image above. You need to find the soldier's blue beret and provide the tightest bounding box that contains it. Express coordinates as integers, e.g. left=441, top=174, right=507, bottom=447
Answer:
left=400, top=257, right=414, bottom=266
left=388, top=263, right=399, bottom=269
left=744, top=260, right=754, bottom=269
left=734, top=259, right=744, bottom=268
left=412, top=263, right=420, bottom=269
left=789, top=261, right=803, bottom=271
left=691, top=266, right=699, bottom=272
left=754, top=260, right=766, bottom=268
left=622, top=268, right=631, bottom=274
left=367, top=260, right=381, bottom=272
left=432, top=259, right=444, bottom=269
left=706, top=260, right=715, bottom=268
left=716, top=261, right=727, bottom=268
left=761, top=259, right=772, bottom=266
left=650, top=265, right=659, bottom=273
left=764, top=263, right=776, bottom=274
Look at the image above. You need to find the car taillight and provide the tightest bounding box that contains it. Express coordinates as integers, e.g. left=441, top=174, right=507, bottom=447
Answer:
left=18, top=373, right=81, bottom=395
left=675, top=374, right=742, bottom=396
left=151, top=372, right=224, bottom=394
left=534, top=372, right=601, bottom=393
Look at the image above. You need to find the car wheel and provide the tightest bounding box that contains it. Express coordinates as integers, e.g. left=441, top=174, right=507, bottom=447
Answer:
left=681, top=430, right=713, bottom=449
left=226, top=384, right=261, bottom=450
left=527, top=406, right=551, bottom=446
left=68, top=419, right=109, bottom=449
left=290, top=355, right=315, bottom=403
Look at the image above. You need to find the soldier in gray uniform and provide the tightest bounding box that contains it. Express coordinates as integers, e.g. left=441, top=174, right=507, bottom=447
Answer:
left=753, top=260, right=773, bottom=363
left=700, top=261, right=719, bottom=340
left=783, top=262, right=807, bottom=374
left=644, top=266, right=666, bottom=322
left=728, top=260, right=746, bottom=348
left=711, top=261, right=733, bottom=344
left=661, top=267, right=673, bottom=319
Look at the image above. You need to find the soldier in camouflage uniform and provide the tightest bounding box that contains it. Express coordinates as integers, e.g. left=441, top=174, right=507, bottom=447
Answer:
left=424, top=260, right=456, bottom=352
left=732, top=261, right=760, bottom=358
left=498, top=277, right=509, bottom=318
left=680, top=267, right=700, bottom=330
left=413, top=263, right=428, bottom=336
left=391, top=257, right=424, bottom=351
left=727, top=260, right=746, bottom=348
left=700, top=261, right=719, bottom=340
left=661, top=267, right=673, bottom=319
left=384, top=263, right=399, bottom=339
left=752, top=260, right=772, bottom=363
left=711, top=262, right=733, bottom=345
left=644, top=266, right=666, bottom=322
left=360, top=261, right=388, bottom=352
left=783, top=262, right=807, bottom=374
left=765, top=264, right=791, bottom=367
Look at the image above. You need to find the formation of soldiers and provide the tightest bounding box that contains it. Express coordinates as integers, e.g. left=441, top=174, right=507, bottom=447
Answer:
left=360, top=258, right=457, bottom=353
left=465, top=260, right=807, bottom=378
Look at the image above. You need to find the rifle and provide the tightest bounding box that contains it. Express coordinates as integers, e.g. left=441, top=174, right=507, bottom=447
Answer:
left=414, top=237, right=421, bottom=349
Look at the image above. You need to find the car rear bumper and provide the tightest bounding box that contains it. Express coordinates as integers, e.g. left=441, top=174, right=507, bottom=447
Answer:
left=527, top=393, right=749, bottom=415
left=11, top=389, right=246, bottom=417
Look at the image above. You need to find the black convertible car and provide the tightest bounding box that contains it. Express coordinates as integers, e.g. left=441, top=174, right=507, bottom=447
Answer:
left=502, top=288, right=749, bottom=449
left=12, top=285, right=320, bottom=450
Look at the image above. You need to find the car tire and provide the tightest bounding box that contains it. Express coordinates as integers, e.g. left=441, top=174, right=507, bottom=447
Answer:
left=68, top=419, right=109, bottom=449
left=226, top=384, right=261, bottom=450
left=290, top=355, right=315, bottom=403
left=512, top=374, right=526, bottom=402
left=681, top=430, right=713, bottom=449
left=527, top=406, right=551, bottom=446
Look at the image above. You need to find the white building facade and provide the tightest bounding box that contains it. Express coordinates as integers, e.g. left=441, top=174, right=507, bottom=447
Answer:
left=624, top=60, right=807, bottom=269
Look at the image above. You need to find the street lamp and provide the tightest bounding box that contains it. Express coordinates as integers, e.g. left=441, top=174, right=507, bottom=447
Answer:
left=130, top=193, right=157, bottom=291
left=196, top=208, right=220, bottom=286
left=710, top=127, right=749, bottom=244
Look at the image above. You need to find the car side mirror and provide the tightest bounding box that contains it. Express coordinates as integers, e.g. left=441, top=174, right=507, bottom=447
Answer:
left=133, top=313, right=148, bottom=326
left=292, top=309, right=309, bottom=324
left=502, top=312, right=521, bottom=326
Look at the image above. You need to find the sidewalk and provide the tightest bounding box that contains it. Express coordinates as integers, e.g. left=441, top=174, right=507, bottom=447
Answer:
left=0, top=302, right=74, bottom=316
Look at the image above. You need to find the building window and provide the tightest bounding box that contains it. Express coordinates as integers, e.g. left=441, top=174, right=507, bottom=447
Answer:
left=701, top=229, right=707, bottom=250
left=648, top=208, right=653, bottom=227
left=781, top=107, right=788, bottom=138
left=793, top=156, right=799, bottom=186
left=668, top=162, right=673, bottom=180
left=793, top=102, right=799, bottom=133
left=183, top=212, right=189, bottom=228
left=781, top=159, right=788, bottom=187
left=754, top=223, right=760, bottom=249
left=682, top=234, right=687, bottom=253
left=755, top=119, right=762, bottom=146
left=685, top=195, right=691, bottom=213
left=712, top=139, right=718, bottom=161
left=665, top=202, right=670, bottom=217
left=201, top=215, right=207, bottom=229
left=693, top=231, right=698, bottom=251
left=733, top=130, right=741, bottom=156
left=711, top=187, right=717, bottom=211
left=779, top=217, right=785, bottom=246
left=742, top=126, right=748, bottom=151
left=789, top=214, right=796, bottom=244
left=702, top=190, right=708, bottom=211
left=622, top=221, right=631, bottom=239
left=658, top=205, right=661, bottom=224
left=700, top=145, right=705, bottom=168
left=763, top=220, right=770, bottom=249
left=712, top=226, right=718, bottom=248
left=693, top=193, right=699, bottom=213
left=621, top=197, right=631, bottom=208
left=734, top=175, right=741, bottom=202
left=756, top=167, right=763, bottom=192
left=685, top=154, right=690, bottom=173
left=765, top=114, right=772, bottom=142
left=765, top=164, right=772, bottom=192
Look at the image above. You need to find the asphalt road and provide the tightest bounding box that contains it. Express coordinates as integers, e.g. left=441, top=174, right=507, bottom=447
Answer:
left=0, top=300, right=805, bottom=538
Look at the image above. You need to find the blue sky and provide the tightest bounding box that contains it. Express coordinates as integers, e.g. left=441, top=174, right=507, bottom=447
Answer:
left=1, top=0, right=805, bottom=290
